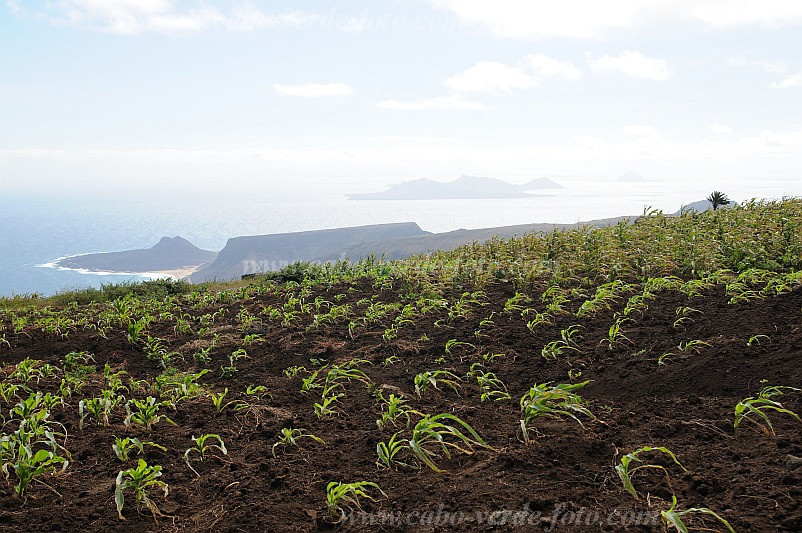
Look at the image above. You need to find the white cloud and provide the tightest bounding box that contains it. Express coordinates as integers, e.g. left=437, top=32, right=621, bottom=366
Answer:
left=725, top=56, right=789, bottom=74
left=428, top=0, right=642, bottom=39
left=690, top=1, right=802, bottom=30
left=10, top=1, right=345, bottom=34
left=442, top=61, right=535, bottom=93
left=709, top=124, right=733, bottom=135
left=726, top=56, right=800, bottom=89
left=376, top=95, right=484, bottom=110
left=428, top=1, right=802, bottom=39
left=441, top=55, right=581, bottom=94
left=771, top=73, right=802, bottom=89
left=623, top=125, right=659, bottom=137
left=521, top=53, right=582, bottom=80
left=589, top=51, right=673, bottom=81
left=272, top=83, right=356, bottom=98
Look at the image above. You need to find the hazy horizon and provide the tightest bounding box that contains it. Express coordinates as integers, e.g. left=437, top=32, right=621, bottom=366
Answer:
left=2, top=1, right=802, bottom=198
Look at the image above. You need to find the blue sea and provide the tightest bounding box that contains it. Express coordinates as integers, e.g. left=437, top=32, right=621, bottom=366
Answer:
left=2, top=177, right=798, bottom=298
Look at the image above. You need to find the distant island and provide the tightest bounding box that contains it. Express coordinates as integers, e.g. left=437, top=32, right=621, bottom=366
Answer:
left=55, top=236, right=217, bottom=278
left=618, top=171, right=646, bottom=182
left=347, top=175, right=564, bottom=200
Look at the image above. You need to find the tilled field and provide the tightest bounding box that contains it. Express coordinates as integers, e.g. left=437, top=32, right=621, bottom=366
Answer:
left=1, top=277, right=801, bottom=532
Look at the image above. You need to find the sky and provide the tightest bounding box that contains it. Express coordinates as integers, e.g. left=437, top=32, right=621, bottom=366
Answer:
left=1, top=0, right=802, bottom=196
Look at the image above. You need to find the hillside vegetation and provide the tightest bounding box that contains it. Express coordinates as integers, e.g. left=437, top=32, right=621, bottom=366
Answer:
left=1, top=199, right=801, bottom=532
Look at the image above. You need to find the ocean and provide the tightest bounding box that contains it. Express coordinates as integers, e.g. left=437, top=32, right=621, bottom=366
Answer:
left=2, top=177, right=798, bottom=298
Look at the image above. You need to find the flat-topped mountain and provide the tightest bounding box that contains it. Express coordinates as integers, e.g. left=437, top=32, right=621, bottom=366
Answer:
left=347, top=175, right=563, bottom=200
left=189, top=222, right=428, bottom=283
left=188, top=217, right=635, bottom=283
left=56, top=236, right=217, bottom=273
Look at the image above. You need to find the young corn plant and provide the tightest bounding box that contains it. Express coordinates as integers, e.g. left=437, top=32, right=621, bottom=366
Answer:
left=124, top=397, right=175, bottom=431
left=467, top=365, right=511, bottom=402
left=407, top=413, right=491, bottom=473
left=184, top=434, right=228, bottom=477
left=376, top=431, right=414, bottom=470
left=413, top=370, right=463, bottom=397
left=673, top=306, right=702, bottom=330
left=375, top=392, right=420, bottom=429
left=209, top=388, right=248, bottom=413
left=658, top=339, right=712, bottom=365
left=313, top=393, right=343, bottom=418
left=4, top=447, right=68, bottom=497
left=271, top=428, right=325, bottom=457
left=660, top=495, right=735, bottom=533
left=126, top=319, right=148, bottom=346
left=541, top=325, right=582, bottom=360
left=520, top=381, right=598, bottom=444
left=747, top=334, right=771, bottom=347
left=115, top=459, right=169, bottom=521
left=113, top=436, right=166, bottom=462
left=0, top=383, right=23, bottom=405
left=326, top=481, right=386, bottom=523
left=79, top=391, right=123, bottom=429
left=601, top=317, right=631, bottom=351
left=615, top=446, right=686, bottom=501
left=444, top=339, right=476, bottom=357
left=734, top=383, right=801, bottom=435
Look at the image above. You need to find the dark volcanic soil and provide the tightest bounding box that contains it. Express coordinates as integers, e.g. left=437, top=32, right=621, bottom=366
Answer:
left=1, top=280, right=800, bottom=532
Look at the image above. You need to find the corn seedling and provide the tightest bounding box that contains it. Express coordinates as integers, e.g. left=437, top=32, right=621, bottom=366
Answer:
left=244, top=384, right=271, bottom=399
left=144, top=336, right=178, bottom=368
left=747, top=334, right=771, bottom=346
left=326, top=481, right=386, bottom=522
left=126, top=319, right=148, bottom=345
left=0, top=383, right=22, bottom=405
left=673, top=306, right=702, bottom=329
left=4, top=446, right=68, bottom=497
left=314, top=394, right=342, bottom=418
left=103, top=363, right=129, bottom=395
left=444, top=338, right=476, bottom=356
left=407, top=413, right=491, bottom=473
left=79, top=392, right=122, bottom=428
left=322, top=366, right=368, bottom=392
left=376, top=431, right=413, bottom=470
left=660, top=495, right=735, bottom=533
left=124, top=397, right=175, bottom=431
left=9, top=357, right=41, bottom=383
left=601, top=317, right=631, bottom=350
left=115, top=459, right=169, bottom=521
left=113, top=436, right=166, bottom=462
left=734, top=383, right=801, bottom=435
left=414, top=370, right=463, bottom=397
left=520, top=381, right=597, bottom=444
left=210, top=388, right=247, bottom=413
left=184, top=434, right=228, bottom=476
left=678, top=339, right=712, bottom=353
left=467, top=366, right=511, bottom=402
left=526, top=311, right=554, bottom=333
left=271, top=428, right=325, bottom=457
left=300, top=371, right=322, bottom=394
left=283, top=365, right=307, bottom=379
left=376, top=392, right=420, bottom=429
left=541, top=338, right=578, bottom=360
left=193, top=345, right=213, bottom=366
left=615, top=446, right=686, bottom=500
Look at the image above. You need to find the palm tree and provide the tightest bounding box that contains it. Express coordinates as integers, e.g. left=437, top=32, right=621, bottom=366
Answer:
left=706, top=191, right=730, bottom=211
